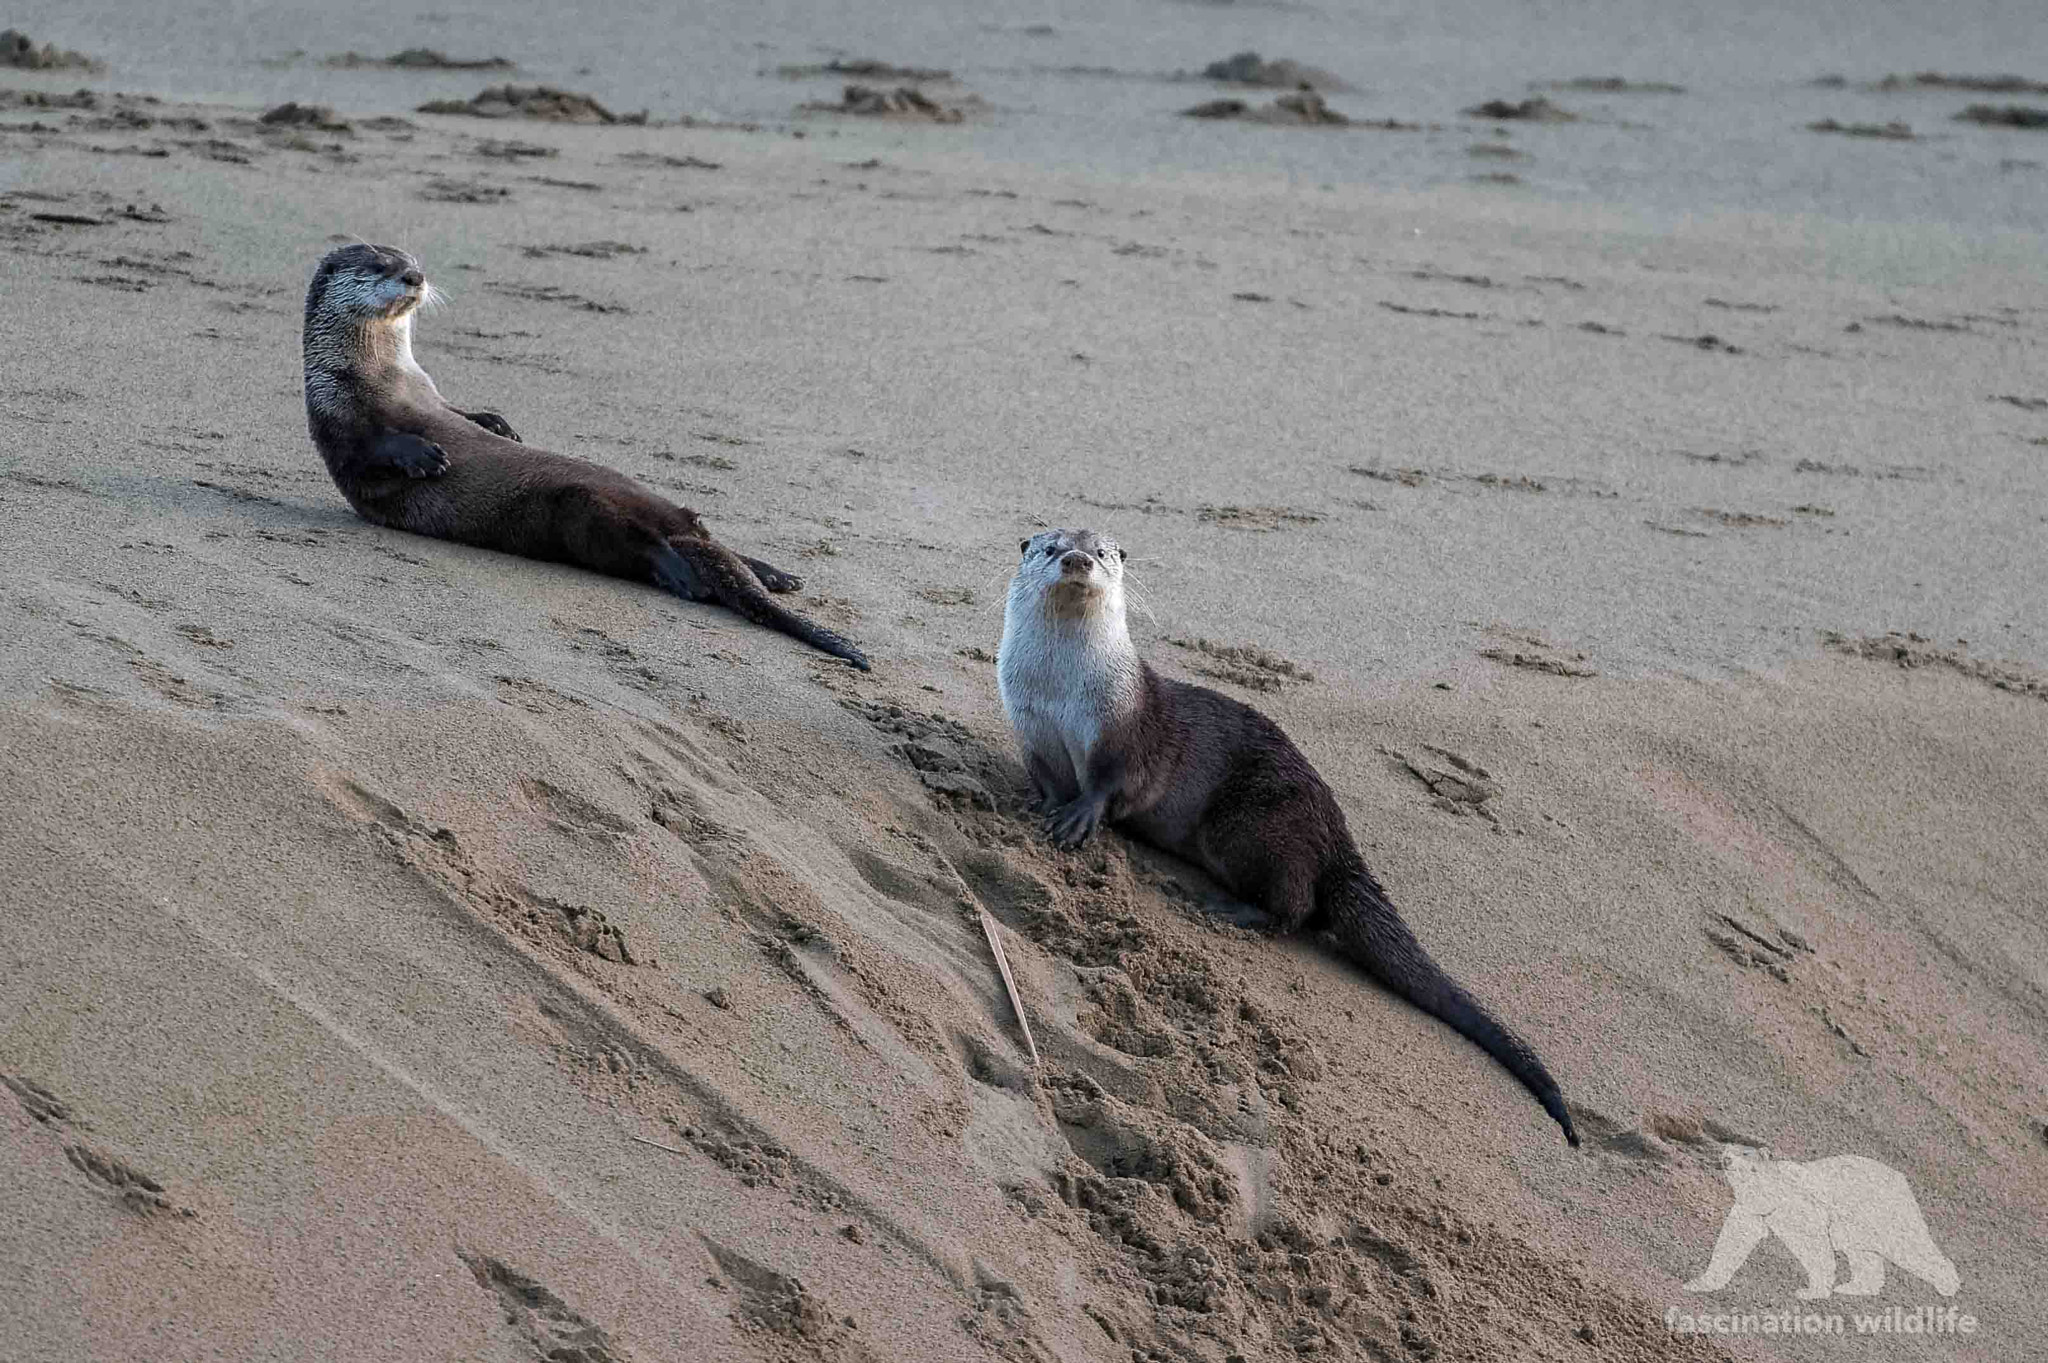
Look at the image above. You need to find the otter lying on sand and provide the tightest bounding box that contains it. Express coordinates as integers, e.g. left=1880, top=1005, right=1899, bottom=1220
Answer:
left=996, top=528, right=1576, bottom=1145
left=300, top=243, right=869, bottom=669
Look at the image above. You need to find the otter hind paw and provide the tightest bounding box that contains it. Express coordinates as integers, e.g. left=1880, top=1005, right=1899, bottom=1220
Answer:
left=744, top=556, right=803, bottom=593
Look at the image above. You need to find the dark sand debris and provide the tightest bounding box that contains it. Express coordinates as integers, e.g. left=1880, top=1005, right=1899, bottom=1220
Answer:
left=778, top=58, right=952, bottom=82
left=1956, top=104, right=2048, bottom=129
left=1181, top=90, right=1357, bottom=126
left=261, top=102, right=351, bottom=133
left=326, top=48, right=514, bottom=70
left=473, top=137, right=555, bottom=159
left=1199, top=51, right=1354, bottom=93
left=1380, top=301, right=1484, bottom=319
left=1543, top=77, right=1684, bottom=94
left=421, top=177, right=511, bottom=204
left=803, top=83, right=972, bottom=121
left=1823, top=631, right=2048, bottom=702
left=1809, top=118, right=1916, bottom=140
left=1, top=28, right=101, bottom=71
left=419, top=85, right=640, bottom=125
left=1661, top=332, right=1743, bottom=354
left=1880, top=72, right=2048, bottom=94
left=1464, top=96, right=1576, bottom=122
left=1166, top=637, right=1314, bottom=692
left=0, top=88, right=101, bottom=111
left=618, top=150, right=721, bottom=170
left=522, top=240, right=645, bottom=259
left=1479, top=637, right=1596, bottom=678
left=1697, top=508, right=1789, bottom=529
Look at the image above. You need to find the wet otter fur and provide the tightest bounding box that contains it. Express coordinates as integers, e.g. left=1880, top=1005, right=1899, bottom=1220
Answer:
left=997, top=528, right=1576, bottom=1145
left=300, top=242, right=869, bottom=669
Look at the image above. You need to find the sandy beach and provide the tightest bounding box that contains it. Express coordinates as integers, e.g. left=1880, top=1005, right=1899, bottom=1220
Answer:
left=4, top=6, right=2047, bottom=1361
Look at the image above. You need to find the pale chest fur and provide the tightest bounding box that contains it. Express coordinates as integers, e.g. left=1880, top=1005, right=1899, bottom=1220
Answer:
left=998, top=595, right=1139, bottom=788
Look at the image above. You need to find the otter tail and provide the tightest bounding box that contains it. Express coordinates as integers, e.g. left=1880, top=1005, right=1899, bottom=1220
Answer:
left=1326, top=868, right=1577, bottom=1146
left=657, top=540, right=871, bottom=670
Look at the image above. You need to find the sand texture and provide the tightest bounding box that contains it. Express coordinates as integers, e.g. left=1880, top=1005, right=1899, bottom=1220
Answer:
left=4, top=15, right=2048, bottom=1362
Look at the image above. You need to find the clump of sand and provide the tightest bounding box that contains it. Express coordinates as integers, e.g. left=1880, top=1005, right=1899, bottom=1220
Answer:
left=1879, top=71, right=2048, bottom=94
left=325, top=48, right=514, bottom=71
left=260, top=102, right=352, bottom=133
left=1809, top=118, right=1916, bottom=140
left=1956, top=103, right=2048, bottom=128
left=777, top=57, right=952, bottom=82
left=1465, top=95, right=1578, bottom=121
left=802, top=83, right=976, bottom=121
left=418, top=84, right=643, bottom=124
left=1198, top=50, right=1354, bottom=93
left=1182, top=89, right=1355, bottom=126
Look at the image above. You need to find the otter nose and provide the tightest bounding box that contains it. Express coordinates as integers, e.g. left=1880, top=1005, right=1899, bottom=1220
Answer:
left=399, top=268, right=423, bottom=287
left=1058, top=550, right=1092, bottom=575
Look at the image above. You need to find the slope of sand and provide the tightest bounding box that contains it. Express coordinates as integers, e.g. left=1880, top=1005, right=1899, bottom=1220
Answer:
left=3, top=82, right=2046, bottom=1363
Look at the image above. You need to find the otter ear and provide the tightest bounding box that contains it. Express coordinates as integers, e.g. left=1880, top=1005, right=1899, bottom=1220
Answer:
left=1019, top=538, right=1031, bottom=555
left=1116, top=547, right=1127, bottom=562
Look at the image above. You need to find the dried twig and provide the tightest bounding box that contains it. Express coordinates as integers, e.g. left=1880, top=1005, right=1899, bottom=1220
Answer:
left=978, top=908, right=1039, bottom=1066
left=629, top=1135, right=691, bottom=1156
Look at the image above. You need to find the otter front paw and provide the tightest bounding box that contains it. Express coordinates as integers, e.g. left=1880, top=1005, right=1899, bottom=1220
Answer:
left=457, top=409, right=522, bottom=442
left=371, top=431, right=449, bottom=479
left=1043, top=797, right=1103, bottom=850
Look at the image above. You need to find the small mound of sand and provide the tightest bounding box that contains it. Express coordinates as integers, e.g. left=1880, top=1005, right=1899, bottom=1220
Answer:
left=418, top=85, right=641, bottom=125
left=261, top=102, right=351, bottom=133
left=777, top=58, right=952, bottom=82
left=1182, top=90, right=1353, bottom=126
left=1809, top=118, right=1916, bottom=140
left=325, top=48, right=515, bottom=71
left=0, top=28, right=101, bottom=71
left=1199, top=51, right=1354, bottom=93
left=803, top=83, right=972, bottom=122
left=1956, top=103, right=2048, bottom=128
left=1465, top=96, right=1577, bottom=122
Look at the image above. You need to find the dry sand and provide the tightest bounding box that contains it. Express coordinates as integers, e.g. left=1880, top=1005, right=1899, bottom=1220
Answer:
left=4, top=38, right=2048, bottom=1363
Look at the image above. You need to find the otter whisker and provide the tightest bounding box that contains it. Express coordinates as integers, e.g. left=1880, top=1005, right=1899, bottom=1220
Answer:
left=1119, top=569, right=1159, bottom=627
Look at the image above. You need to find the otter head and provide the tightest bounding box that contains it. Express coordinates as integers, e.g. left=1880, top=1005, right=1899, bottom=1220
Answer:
left=1013, top=527, right=1127, bottom=623
left=304, top=243, right=439, bottom=374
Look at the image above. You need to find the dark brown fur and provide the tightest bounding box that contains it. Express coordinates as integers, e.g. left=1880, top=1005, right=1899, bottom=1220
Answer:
left=302, top=243, right=868, bottom=669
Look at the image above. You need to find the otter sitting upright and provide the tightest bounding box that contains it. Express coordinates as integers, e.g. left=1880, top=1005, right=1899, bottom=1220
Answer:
left=301, top=243, right=869, bottom=669
left=997, top=528, right=1576, bottom=1145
